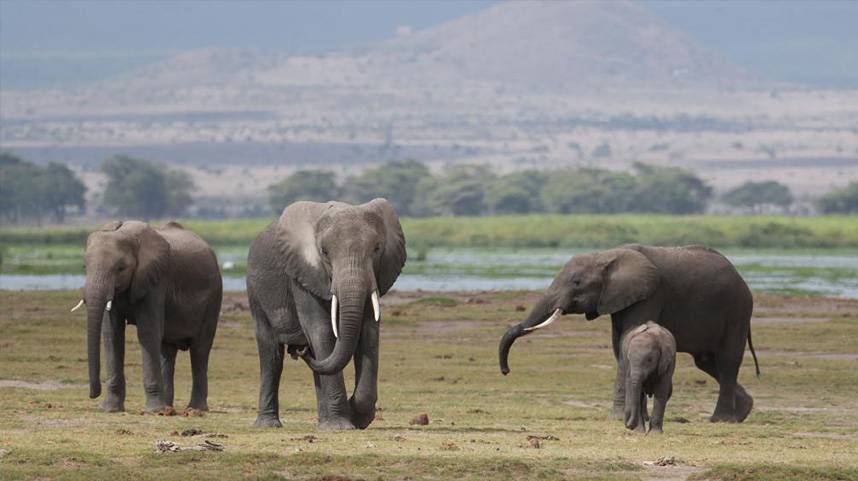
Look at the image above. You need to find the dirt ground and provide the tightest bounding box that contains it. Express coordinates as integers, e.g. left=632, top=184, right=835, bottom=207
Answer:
left=1, top=289, right=857, bottom=481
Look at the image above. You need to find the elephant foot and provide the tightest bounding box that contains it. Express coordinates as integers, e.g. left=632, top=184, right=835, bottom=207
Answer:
left=610, top=404, right=625, bottom=421
left=648, top=426, right=663, bottom=435
left=349, top=398, right=376, bottom=430
left=100, top=399, right=125, bottom=413
left=163, top=406, right=177, bottom=416
left=735, top=386, right=754, bottom=422
left=625, top=422, right=646, bottom=433
left=318, top=416, right=356, bottom=430
left=710, top=388, right=753, bottom=423
left=187, top=402, right=209, bottom=412
left=350, top=411, right=375, bottom=430
left=144, top=400, right=167, bottom=414
left=254, top=415, right=283, bottom=428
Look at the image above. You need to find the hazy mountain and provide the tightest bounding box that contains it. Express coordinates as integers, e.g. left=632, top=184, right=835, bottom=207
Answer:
left=64, top=0, right=757, bottom=99
left=380, top=1, right=756, bottom=89
left=3, top=0, right=856, bottom=89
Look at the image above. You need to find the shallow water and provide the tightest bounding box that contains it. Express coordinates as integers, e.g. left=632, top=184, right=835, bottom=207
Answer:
left=2, top=248, right=857, bottom=298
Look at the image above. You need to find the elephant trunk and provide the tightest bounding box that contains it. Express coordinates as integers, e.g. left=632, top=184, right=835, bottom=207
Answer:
left=499, top=296, right=560, bottom=375
left=304, top=268, right=370, bottom=376
left=84, top=273, right=113, bottom=399
left=624, top=375, right=644, bottom=430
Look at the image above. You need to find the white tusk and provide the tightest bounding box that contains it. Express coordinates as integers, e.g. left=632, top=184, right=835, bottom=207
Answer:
left=330, top=295, right=338, bottom=338
left=524, top=308, right=562, bottom=332
left=70, top=299, right=85, bottom=312
left=105, top=300, right=112, bottom=312
left=371, top=290, right=380, bottom=322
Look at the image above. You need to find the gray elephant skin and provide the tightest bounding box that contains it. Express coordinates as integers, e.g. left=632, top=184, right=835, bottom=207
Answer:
left=621, top=321, right=676, bottom=433
left=499, top=244, right=760, bottom=423
left=246, top=199, right=406, bottom=430
left=74, top=221, right=222, bottom=413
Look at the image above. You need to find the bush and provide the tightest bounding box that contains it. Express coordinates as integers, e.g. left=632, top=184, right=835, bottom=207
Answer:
left=816, top=182, right=858, bottom=214
left=723, top=181, right=793, bottom=212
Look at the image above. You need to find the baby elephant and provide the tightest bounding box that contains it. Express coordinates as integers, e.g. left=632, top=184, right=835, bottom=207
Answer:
left=622, top=322, right=676, bottom=433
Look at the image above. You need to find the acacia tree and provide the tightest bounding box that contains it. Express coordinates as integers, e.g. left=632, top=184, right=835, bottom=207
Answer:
left=541, top=168, right=636, bottom=214
left=486, top=170, right=548, bottom=214
left=267, top=170, right=339, bottom=213
left=723, top=181, right=793, bottom=213
left=101, top=155, right=193, bottom=220
left=632, top=162, right=712, bottom=214
left=0, top=153, right=86, bottom=224
left=342, top=159, right=429, bottom=216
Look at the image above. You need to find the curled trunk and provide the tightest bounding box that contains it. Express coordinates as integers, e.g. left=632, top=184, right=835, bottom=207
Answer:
left=498, top=296, right=556, bottom=375
left=304, top=279, right=367, bottom=376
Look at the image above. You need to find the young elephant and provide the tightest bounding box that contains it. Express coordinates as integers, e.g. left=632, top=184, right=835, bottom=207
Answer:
left=71, top=221, right=222, bottom=414
left=622, top=322, right=676, bottom=433
left=247, top=199, right=406, bottom=430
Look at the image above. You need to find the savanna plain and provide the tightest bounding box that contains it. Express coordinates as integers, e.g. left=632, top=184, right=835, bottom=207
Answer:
left=1, top=289, right=857, bottom=481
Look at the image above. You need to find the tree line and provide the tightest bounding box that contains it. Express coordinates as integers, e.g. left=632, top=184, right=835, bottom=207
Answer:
left=2, top=152, right=858, bottom=224
left=268, top=160, right=856, bottom=217
left=1, top=153, right=193, bottom=224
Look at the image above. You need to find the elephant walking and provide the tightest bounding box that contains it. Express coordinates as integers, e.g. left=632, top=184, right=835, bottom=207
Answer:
left=73, top=221, right=222, bottom=413
left=622, top=321, right=676, bottom=433
left=499, top=244, right=759, bottom=423
left=246, top=199, right=406, bottom=429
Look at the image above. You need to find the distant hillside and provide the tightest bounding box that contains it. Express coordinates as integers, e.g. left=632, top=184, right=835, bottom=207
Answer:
left=382, top=0, right=757, bottom=89
left=86, top=1, right=757, bottom=94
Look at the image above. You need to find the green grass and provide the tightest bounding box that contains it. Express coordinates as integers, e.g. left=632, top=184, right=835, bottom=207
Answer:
left=3, top=214, right=858, bottom=249
left=1, top=290, right=857, bottom=480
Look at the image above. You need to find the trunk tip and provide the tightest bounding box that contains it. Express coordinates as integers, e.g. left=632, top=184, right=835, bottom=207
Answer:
left=501, top=367, right=510, bottom=376
left=89, top=383, right=101, bottom=399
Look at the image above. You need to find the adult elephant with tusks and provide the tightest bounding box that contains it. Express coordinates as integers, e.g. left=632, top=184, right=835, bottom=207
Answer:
left=247, top=199, right=406, bottom=429
left=72, top=220, right=221, bottom=414
left=498, top=244, right=760, bottom=423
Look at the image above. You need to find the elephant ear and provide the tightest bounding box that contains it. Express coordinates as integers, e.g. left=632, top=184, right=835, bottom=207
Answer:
left=658, top=331, right=676, bottom=376
left=596, top=248, right=658, bottom=315
left=129, top=224, right=170, bottom=303
left=276, top=201, right=338, bottom=299
left=366, top=198, right=406, bottom=296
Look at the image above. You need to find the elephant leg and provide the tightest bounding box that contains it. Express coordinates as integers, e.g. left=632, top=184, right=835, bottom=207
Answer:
left=136, top=314, right=166, bottom=413
left=610, top=321, right=626, bottom=420
left=712, top=352, right=744, bottom=422
left=734, top=383, right=754, bottom=423
left=188, top=298, right=219, bottom=412
left=160, top=343, right=178, bottom=410
left=611, top=359, right=627, bottom=421
left=649, top=377, right=671, bottom=434
left=695, top=351, right=741, bottom=422
left=350, top=310, right=379, bottom=429
left=188, top=343, right=211, bottom=411
left=254, top=310, right=285, bottom=428
left=101, top=312, right=126, bottom=412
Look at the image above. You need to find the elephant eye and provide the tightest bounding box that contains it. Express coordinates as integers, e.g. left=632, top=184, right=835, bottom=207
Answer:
left=118, top=265, right=126, bottom=272
left=321, top=248, right=328, bottom=257
left=374, top=244, right=381, bottom=253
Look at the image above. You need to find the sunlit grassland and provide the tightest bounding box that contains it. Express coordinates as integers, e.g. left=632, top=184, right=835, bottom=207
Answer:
left=1, top=290, right=857, bottom=480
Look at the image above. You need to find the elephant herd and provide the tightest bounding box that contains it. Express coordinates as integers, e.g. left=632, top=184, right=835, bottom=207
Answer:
left=71, top=199, right=759, bottom=433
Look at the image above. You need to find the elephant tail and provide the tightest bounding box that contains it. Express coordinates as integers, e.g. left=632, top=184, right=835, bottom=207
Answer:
left=747, top=327, right=760, bottom=378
